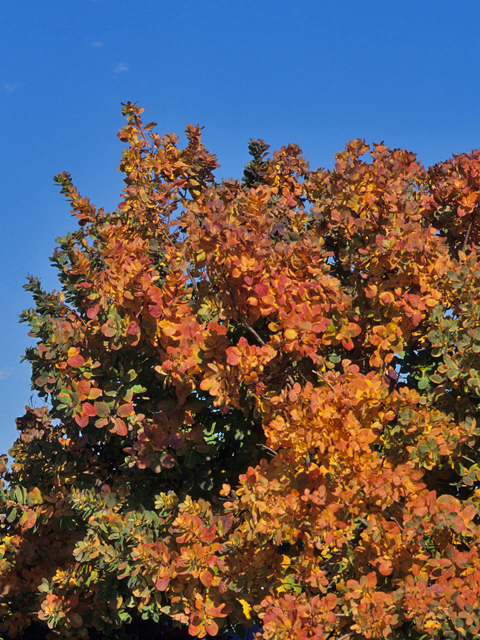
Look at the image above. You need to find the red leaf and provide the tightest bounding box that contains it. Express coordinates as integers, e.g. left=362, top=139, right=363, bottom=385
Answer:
left=67, top=355, right=85, bottom=368
left=169, top=431, right=184, bottom=450
left=75, top=414, right=89, bottom=428
left=254, top=283, right=269, bottom=296
left=82, top=402, right=97, bottom=417
left=87, top=305, right=100, bottom=320
left=148, top=304, right=163, bottom=318
left=127, top=321, right=141, bottom=335
left=101, top=323, right=116, bottom=337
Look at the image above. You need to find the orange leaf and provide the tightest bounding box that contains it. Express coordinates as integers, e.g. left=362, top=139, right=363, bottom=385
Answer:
left=113, top=418, right=128, bottom=436
left=77, top=380, right=91, bottom=400
left=156, top=575, right=170, bottom=591
left=117, top=403, right=134, bottom=417
left=88, top=388, right=102, bottom=400
left=205, top=620, right=219, bottom=636
left=226, top=349, right=241, bottom=366
left=200, top=570, right=213, bottom=587
left=19, top=509, right=36, bottom=530
left=378, top=561, right=393, bottom=576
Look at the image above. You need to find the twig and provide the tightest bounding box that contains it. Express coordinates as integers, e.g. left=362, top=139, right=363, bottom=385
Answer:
left=304, top=450, right=311, bottom=471
left=461, top=216, right=474, bottom=253
left=390, top=515, right=404, bottom=531
left=185, top=262, right=199, bottom=297
left=313, top=371, right=335, bottom=392
left=257, top=444, right=278, bottom=457
left=219, top=267, right=266, bottom=346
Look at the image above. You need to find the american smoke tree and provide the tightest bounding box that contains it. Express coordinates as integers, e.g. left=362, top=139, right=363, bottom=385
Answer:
left=1, top=102, right=480, bottom=639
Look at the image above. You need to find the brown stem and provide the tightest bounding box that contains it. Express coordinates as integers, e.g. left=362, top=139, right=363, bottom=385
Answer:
left=185, top=262, right=199, bottom=297
left=219, top=267, right=266, bottom=346
left=133, top=114, right=153, bottom=152
left=462, top=215, right=474, bottom=253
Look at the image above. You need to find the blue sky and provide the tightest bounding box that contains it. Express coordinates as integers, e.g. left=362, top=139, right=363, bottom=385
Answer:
left=1, top=0, right=480, bottom=455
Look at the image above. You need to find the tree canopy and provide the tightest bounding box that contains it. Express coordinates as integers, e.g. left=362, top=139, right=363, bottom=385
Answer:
left=2, top=102, right=480, bottom=639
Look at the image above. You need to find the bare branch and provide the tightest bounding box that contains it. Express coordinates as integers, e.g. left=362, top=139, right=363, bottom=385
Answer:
left=313, top=371, right=335, bottom=392
left=257, top=444, right=278, bottom=457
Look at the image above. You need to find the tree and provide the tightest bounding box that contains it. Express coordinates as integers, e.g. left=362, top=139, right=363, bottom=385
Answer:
left=1, top=102, right=480, bottom=640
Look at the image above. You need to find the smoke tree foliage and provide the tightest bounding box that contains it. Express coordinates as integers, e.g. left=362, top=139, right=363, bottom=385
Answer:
left=2, top=102, right=480, bottom=640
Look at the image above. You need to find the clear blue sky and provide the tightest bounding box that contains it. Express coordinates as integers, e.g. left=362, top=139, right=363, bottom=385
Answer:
left=1, top=0, right=480, bottom=456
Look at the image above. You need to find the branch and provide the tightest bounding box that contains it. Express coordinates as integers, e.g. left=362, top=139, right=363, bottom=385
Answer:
left=390, top=515, right=404, bottom=531
left=257, top=444, right=278, bottom=457
left=219, top=267, right=266, bottom=346
left=185, top=262, right=199, bottom=297
left=133, top=113, right=153, bottom=152
left=313, top=371, right=335, bottom=392
left=461, top=215, right=474, bottom=253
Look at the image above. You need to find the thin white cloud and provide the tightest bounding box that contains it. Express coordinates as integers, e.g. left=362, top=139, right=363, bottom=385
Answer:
left=0, top=369, right=11, bottom=381
left=91, top=41, right=104, bottom=48
left=3, top=82, right=24, bottom=94
left=114, top=63, right=129, bottom=74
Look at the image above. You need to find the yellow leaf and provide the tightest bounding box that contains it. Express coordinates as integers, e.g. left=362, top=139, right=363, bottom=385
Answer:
left=281, top=554, right=291, bottom=567
left=239, top=598, right=252, bottom=620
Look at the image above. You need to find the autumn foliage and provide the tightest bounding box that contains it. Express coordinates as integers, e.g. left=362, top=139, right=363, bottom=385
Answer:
left=2, top=102, right=480, bottom=639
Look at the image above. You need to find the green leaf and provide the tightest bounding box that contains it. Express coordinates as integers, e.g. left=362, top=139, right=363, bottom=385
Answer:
left=6, top=508, right=18, bottom=523
left=132, top=384, right=147, bottom=394
left=94, top=401, right=111, bottom=417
